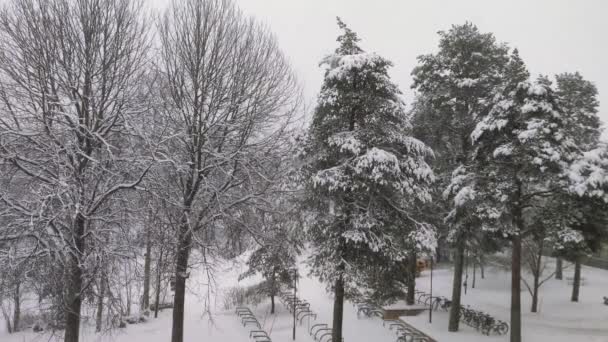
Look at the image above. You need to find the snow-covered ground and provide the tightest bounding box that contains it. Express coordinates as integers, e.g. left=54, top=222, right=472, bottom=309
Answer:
left=407, top=260, right=608, bottom=342
left=2, top=256, right=608, bottom=342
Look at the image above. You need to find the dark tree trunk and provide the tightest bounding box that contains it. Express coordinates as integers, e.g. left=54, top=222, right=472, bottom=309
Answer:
left=435, top=242, right=442, bottom=264
left=154, top=248, right=163, bottom=319
left=531, top=282, right=539, bottom=313
left=3, top=306, right=12, bottom=333
left=95, top=275, right=105, bottom=332
left=171, top=224, right=192, bottom=342
left=509, top=177, right=525, bottom=342
left=142, top=226, right=152, bottom=311
left=270, top=271, right=276, bottom=314
left=332, top=274, right=345, bottom=342
left=531, top=239, right=543, bottom=313
left=448, top=238, right=465, bottom=332
left=12, top=282, right=20, bottom=332
left=571, top=259, right=581, bottom=302
left=406, top=252, right=417, bottom=305
left=65, top=215, right=86, bottom=342
left=64, top=256, right=84, bottom=342
left=510, top=233, right=522, bottom=342
left=472, top=260, right=476, bottom=289
left=480, top=255, right=485, bottom=279
left=530, top=265, right=540, bottom=313
left=464, top=250, right=469, bottom=295
left=270, top=295, right=275, bottom=314
left=555, top=258, right=563, bottom=280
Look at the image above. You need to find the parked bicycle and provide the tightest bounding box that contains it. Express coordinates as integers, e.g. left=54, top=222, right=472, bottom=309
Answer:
left=456, top=304, right=508, bottom=336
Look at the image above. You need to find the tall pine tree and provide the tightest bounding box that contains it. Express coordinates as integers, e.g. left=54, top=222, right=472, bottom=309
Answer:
left=471, top=60, right=577, bottom=341
left=556, top=72, right=602, bottom=149
left=411, top=23, right=510, bottom=331
left=300, top=18, right=434, bottom=342
left=554, top=71, right=606, bottom=302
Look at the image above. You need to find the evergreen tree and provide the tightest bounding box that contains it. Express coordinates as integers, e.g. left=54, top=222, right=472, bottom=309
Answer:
left=560, top=145, right=608, bottom=301
left=556, top=72, right=602, bottom=149
left=240, top=231, right=298, bottom=314
left=550, top=71, right=604, bottom=300
left=411, top=22, right=510, bottom=332
left=240, top=138, right=303, bottom=314
left=300, top=18, right=434, bottom=342
left=471, top=68, right=577, bottom=342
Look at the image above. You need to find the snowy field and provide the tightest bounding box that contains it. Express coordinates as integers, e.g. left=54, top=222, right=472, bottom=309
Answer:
left=2, top=256, right=608, bottom=342
left=406, top=260, right=608, bottom=342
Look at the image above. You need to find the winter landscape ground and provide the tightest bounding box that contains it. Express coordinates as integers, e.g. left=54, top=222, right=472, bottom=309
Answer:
left=3, top=253, right=607, bottom=342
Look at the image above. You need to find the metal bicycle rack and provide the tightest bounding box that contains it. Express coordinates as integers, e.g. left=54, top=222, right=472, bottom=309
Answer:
left=234, top=306, right=271, bottom=341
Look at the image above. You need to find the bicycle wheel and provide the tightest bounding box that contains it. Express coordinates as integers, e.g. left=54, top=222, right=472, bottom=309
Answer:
left=496, top=322, right=509, bottom=335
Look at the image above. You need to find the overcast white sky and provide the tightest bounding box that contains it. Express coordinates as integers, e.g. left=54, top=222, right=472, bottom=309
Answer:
left=152, top=0, right=608, bottom=138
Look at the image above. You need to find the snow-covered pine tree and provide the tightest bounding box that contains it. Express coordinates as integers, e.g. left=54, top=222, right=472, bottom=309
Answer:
left=300, top=18, right=434, bottom=342
left=240, top=169, right=302, bottom=315
left=411, top=22, right=510, bottom=331
left=240, top=231, right=298, bottom=314
left=548, top=194, right=608, bottom=301
left=558, top=145, right=608, bottom=302
left=471, top=56, right=577, bottom=341
left=556, top=72, right=602, bottom=149
left=546, top=72, right=605, bottom=301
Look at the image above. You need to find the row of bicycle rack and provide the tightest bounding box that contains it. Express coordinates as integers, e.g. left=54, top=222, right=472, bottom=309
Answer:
left=279, top=290, right=343, bottom=342
left=235, top=307, right=272, bottom=342
left=412, top=290, right=509, bottom=336
left=356, top=303, right=434, bottom=342
left=279, top=290, right=317, bottom=324
left=309, top=323, right=342, bottom=342
left=413, top=290, right=451, bottom=311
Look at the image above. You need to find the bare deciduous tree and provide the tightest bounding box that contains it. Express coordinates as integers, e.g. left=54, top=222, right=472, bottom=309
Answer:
left=155, top=0, right=301, bottom=341
left=0, top=1, right=151, bottom=341
left=522, top=236, right=569, bottom=312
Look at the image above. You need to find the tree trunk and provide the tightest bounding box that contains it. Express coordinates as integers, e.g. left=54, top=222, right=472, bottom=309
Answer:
left=472, top=260, right=476, bottom=289
left=448, top=238, right=465, bottom=332
left=435, top=242, right=442, bottom=264
left=571, top=259, right=581, bottom=302
left=270, top=294, right=275, bottom=314
left=531, top=240, right=543, bottom=313
left=12, top=282, right=20, bottom=333
left=171, top=224, right=193, bottom=342
left=2, top=305, right=12, bottom=334
left=510, top=233, right=522, bottom=342
left=142, top=228, right=152, bottom=311
left=530, top=262, right=540, bottom=313
left=64, top=255, right=84, bottom=342
left=555, top=258, right=563, bottom=280
left=406, top=252, right=416, bottom=305
left=270, top=271, right=276, bottom=314
left=531, top=282, right=539, bottom=313
left=480, top=255, right=485, bottom=280
left=464, top=250, right=469, bottom=295
left=331, top=274, right=345, bottom=342
left=154, top=248, right=163, bottom=319
left=65, top=215, right=86, bottom=342
left=95, top=275, right=105, bottom=332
